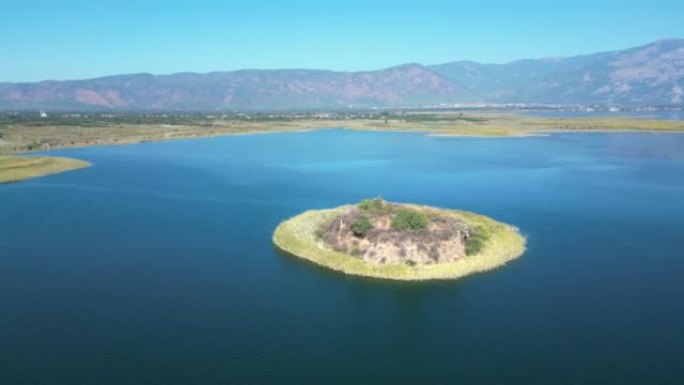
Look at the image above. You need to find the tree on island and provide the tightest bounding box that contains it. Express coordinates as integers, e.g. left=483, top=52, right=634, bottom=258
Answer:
left=391, top=208, right=428, bottom=231
left=351, top=214, right=373, bottom=237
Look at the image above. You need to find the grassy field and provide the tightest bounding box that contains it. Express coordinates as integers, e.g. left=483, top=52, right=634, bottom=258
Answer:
left=273, top=204, right=526, bottom=281
left=1, top=113, right=683, bottom=154
left=0, top=156, right=91, bottom=184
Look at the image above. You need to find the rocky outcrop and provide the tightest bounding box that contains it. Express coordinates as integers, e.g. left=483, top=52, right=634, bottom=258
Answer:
left=321, top=204, right=470, bottom=265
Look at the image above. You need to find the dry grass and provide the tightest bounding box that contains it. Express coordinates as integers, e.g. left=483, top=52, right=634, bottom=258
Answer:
left=0, top=156, right=91, bottom=184
left=273, top=204, right=526, bottom=281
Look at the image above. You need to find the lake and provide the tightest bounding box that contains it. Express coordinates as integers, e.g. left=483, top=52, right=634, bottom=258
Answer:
left=1, top=130, right=683, bottom=384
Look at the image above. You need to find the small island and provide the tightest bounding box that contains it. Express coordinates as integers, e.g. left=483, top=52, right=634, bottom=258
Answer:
left=0, top=156, right=91, bottom=184
left=273, top=198, right=526, bottom=281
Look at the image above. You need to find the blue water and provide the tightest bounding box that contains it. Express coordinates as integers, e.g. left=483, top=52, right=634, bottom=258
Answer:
left=1, top=130, right=684, bottom=384
left=519, top=109, right=684, bottom=120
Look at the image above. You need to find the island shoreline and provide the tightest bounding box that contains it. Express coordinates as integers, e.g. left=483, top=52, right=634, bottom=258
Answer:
left=0, top=155, right=91, bottom=184
left=273, top=204, right=527, bottom=281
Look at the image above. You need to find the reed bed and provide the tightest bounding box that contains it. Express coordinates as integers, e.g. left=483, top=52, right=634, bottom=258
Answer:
left=0, top=156, right=90, bottom=184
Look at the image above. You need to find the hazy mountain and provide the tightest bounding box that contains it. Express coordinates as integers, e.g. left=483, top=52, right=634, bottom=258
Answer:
left=1, top=39, right=683, bottom=110
left=0, top=64, right=467, bottom=111
left=430, top=39, right=684, bottom=105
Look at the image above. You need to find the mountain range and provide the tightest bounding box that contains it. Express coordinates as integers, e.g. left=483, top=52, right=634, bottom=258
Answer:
left=1, top=39, right=683, bottom=110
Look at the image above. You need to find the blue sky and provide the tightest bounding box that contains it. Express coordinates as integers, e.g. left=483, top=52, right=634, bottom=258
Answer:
left=1, top=0, right=683, bottom=82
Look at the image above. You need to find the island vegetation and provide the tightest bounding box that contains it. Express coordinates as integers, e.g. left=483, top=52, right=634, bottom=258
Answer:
left=0, top=155, right=90, bottom=184
left=273, top=198, right=526, bottom=281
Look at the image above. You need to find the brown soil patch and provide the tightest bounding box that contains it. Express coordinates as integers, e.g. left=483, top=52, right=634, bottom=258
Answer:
left=321, top=204, right=471, bottom=265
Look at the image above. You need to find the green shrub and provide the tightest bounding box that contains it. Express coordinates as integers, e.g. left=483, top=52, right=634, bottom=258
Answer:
left=391, top=208, right=428, bottom=231
left=358, top=199, right=374, bottom=211
left=358, top=196, right=390, bottom=214
left=351, top=214, right=373, bottom=237
left=465, top=234, right=487, bottom=256
left=405, top=259, right=417, bottom=267
left=464, top=225, right=492, bottom=256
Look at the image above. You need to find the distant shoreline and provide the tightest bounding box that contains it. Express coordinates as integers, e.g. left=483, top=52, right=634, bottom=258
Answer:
left=2, top=114, right=684, bottom=155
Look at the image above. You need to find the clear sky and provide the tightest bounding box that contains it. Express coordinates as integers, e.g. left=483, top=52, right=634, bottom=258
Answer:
left=2, top=0, right=683, bottom=82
